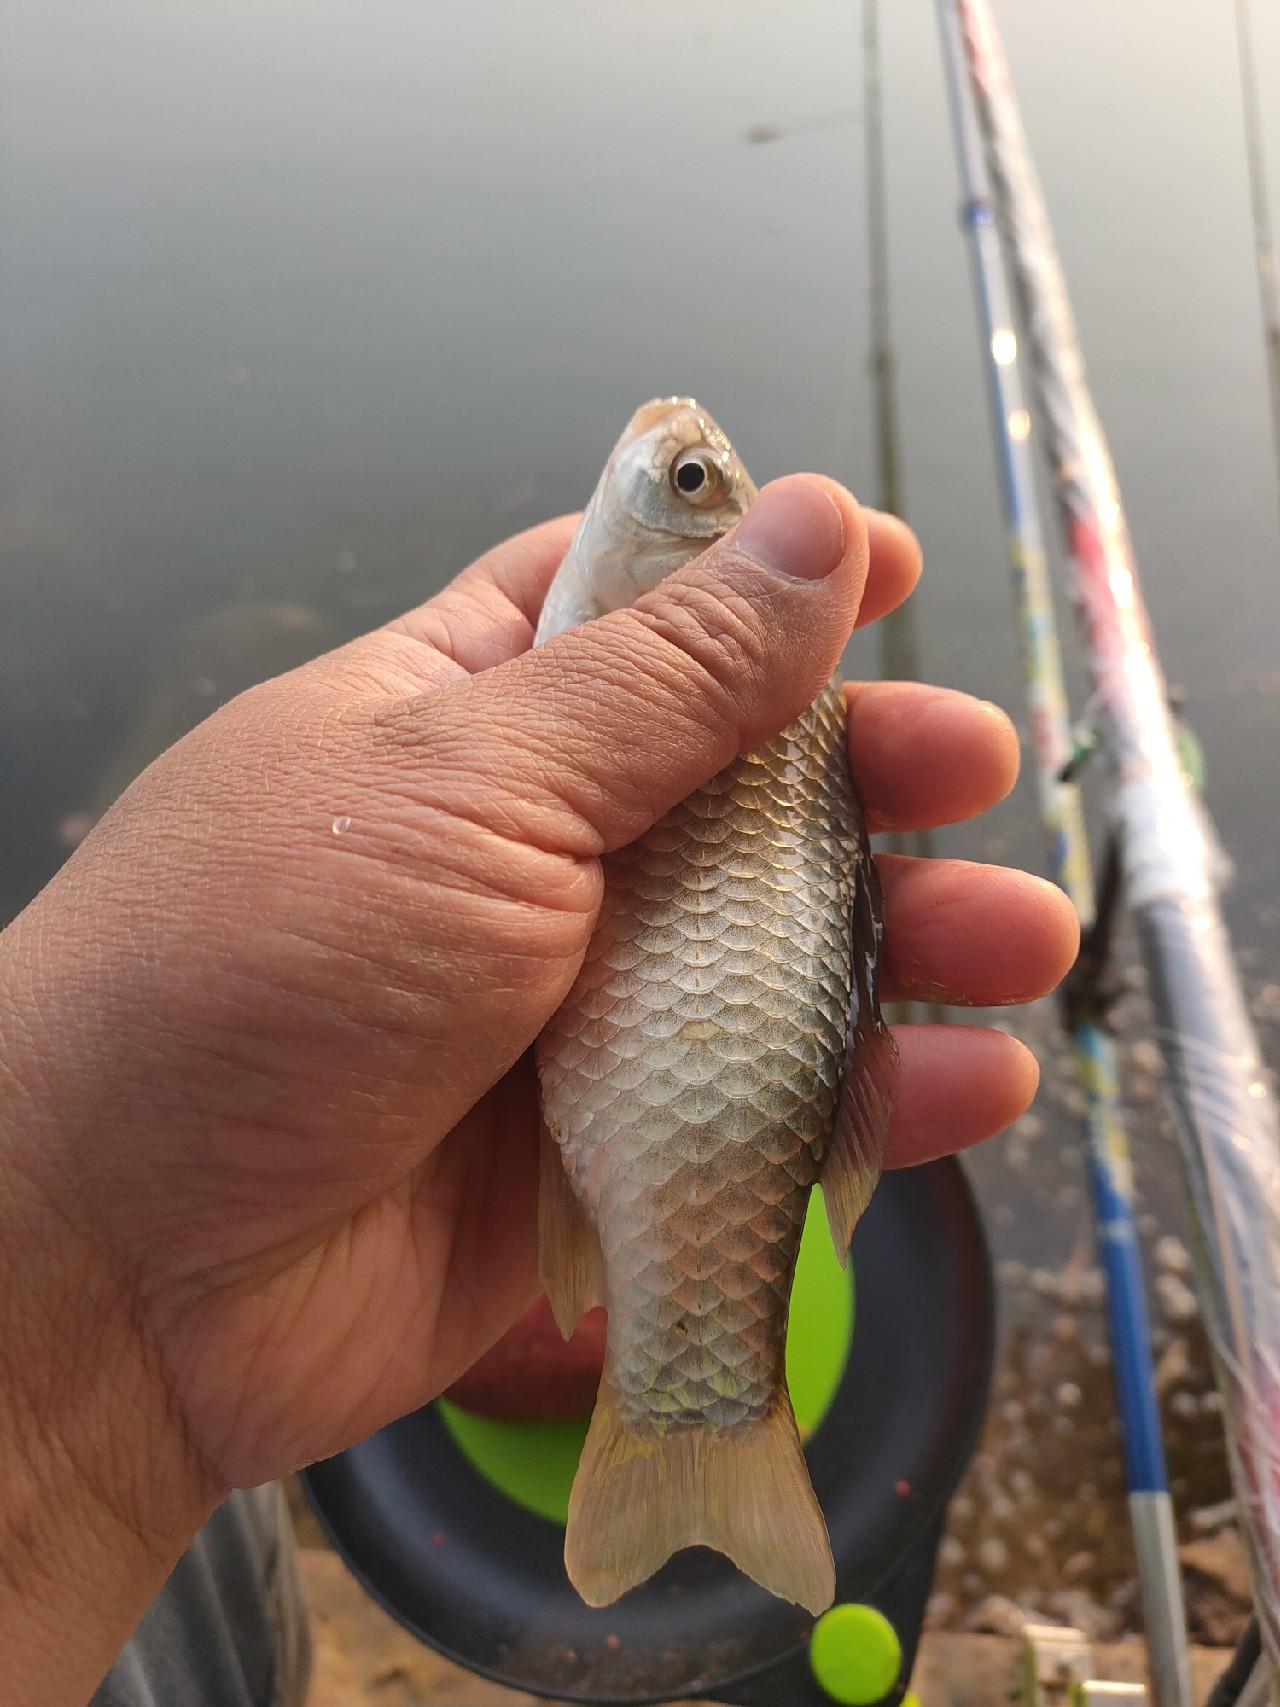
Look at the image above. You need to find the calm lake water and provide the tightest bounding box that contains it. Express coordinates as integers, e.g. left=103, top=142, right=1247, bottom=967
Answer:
left=3, top=0, right=1279, bottom=1641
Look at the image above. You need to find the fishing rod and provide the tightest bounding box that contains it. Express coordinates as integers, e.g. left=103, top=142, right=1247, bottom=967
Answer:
left=863, top=2, right=932, bottom=863
left=938, top=0, right=1280, bottom=1685
left=932, top=9, right=1192, bottom=1703
left=863, top=0, right=918, bottom=694
left=863, top=0, right=943, bottom=1040
left=1233, top=0, right=1280, bottom=535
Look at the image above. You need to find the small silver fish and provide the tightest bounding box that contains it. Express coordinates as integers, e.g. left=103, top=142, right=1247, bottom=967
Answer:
left=535, top=398, right=897, bottom=1614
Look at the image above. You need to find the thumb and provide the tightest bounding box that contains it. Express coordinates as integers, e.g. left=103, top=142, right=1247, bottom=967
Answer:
left=394, top=474, right=870, bottom=859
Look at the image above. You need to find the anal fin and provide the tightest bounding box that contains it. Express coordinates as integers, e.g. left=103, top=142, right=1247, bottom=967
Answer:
left=823, top=847, right=900, bottom=1262
left=538, top=1123, right=604, bottom=1339
left=565, top=1382, right=834, bottom=1615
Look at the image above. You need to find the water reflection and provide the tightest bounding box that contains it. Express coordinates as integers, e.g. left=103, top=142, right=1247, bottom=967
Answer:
left=83, top=602, right=340, bottom=828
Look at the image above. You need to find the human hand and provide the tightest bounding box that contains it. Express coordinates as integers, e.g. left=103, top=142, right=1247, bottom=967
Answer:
left=0, top=475, right=1077, bottom=1701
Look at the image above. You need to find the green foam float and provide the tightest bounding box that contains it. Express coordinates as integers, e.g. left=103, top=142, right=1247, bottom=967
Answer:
left=809, top=1602, right=902, bottom=1704
left=438, top=1190, right=855, bottom=1525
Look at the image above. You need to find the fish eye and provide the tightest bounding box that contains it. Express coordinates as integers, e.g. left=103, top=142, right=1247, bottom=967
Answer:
left=670, top=448, right=725, bottom=507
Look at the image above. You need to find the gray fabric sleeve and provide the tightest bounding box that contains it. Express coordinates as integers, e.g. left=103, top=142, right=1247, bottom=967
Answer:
left=92, top=1485, right=311, bottom=1707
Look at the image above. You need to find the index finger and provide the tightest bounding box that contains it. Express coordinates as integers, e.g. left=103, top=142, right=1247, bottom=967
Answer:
left=382, top=503, right=922, bottom=682
left=847, top=681, right=1020, bottom=833
left=386, top=513, right=582, bottom=679
left=850, top=508, right=921, bottom=629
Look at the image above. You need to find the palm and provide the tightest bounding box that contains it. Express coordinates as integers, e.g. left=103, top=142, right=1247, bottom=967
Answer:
left=168, top=1060, right=543, bottom=1488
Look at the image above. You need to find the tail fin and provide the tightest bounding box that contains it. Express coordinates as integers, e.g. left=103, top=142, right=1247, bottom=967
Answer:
left=565, top=1381, right=834, bottom=1615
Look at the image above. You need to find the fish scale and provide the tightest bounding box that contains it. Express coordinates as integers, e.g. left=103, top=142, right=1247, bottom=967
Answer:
left=539, top=681, right=858, bottom=1430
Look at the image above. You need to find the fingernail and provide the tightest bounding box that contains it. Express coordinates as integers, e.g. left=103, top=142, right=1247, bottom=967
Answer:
left=733, top=476, right=846, bottom=581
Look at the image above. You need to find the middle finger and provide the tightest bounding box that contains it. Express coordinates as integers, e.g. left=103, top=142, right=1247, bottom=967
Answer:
left=878, top=853, right=1080, bottom=1008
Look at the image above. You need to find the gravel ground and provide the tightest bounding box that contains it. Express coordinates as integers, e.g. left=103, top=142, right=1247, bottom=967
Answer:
left=300, top=1544, right=1237, bottom=1704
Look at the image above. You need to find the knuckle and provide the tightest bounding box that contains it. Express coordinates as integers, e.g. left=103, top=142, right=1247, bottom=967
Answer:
left=619, top=572, right=774, bottom=732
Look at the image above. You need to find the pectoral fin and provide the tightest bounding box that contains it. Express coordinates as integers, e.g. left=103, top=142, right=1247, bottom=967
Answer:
left=538, top=1123, right=605, bottom=1339
left=822, top=850, right=899, bottom=1262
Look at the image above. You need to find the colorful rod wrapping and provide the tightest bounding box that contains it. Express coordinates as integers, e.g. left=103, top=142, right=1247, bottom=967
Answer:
left=934, top=11, right=1191, bottom=1701
left=947, top=0, right=1280, bottom=1674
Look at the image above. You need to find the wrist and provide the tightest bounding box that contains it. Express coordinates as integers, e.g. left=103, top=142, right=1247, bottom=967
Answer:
left=0, top=925, right=222, bottom=1705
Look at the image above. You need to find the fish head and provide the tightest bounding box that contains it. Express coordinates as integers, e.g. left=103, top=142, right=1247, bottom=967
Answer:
left=533, top=397, right=759, bottom=643
left=580, top=397, right=757, bottom=613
